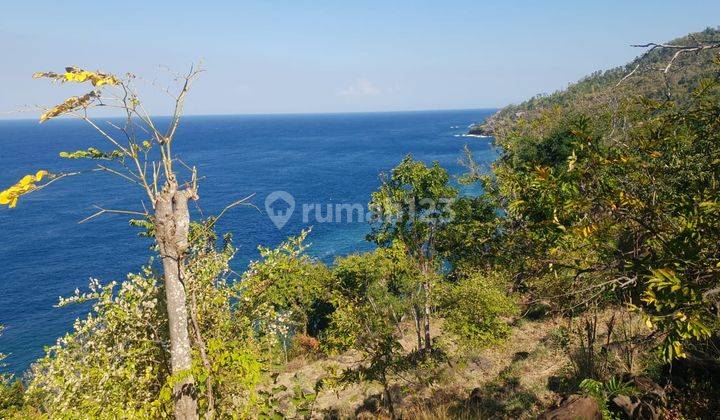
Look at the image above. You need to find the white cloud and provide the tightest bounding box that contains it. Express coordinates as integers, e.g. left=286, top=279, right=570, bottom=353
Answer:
left=338, top=78, right=381, bottom=96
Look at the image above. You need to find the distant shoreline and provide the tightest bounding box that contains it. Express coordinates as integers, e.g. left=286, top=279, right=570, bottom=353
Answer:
left=454, top=133, right=493, bottom=139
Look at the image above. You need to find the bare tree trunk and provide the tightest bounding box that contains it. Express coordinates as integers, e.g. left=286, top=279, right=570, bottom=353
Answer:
left=381, top=375, right=396, bottom=420
left=423, top=280, right=432, bottom=351
left=421, top=260, right=432, bottom=351
left=188, top=284, right=215, bottom=419
left=412, top=304, right=423, bottom=352
left=155, top=179, right=199, bottom=420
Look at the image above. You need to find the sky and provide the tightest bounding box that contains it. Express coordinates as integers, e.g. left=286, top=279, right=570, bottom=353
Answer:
left=1, top=0, right=719, bottom=118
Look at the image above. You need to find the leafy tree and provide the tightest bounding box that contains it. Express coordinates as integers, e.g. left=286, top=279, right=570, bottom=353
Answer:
left=368, top=154, right=458, bottom=351
left=436, top=194, right=500, bottom=272
left=612, top=87, right=720, bottom=360
left=473, top=67, right=720, bottom=361
left=323, top=243, right=420, bottom=418
left=236, top=230, right=332, bottom=358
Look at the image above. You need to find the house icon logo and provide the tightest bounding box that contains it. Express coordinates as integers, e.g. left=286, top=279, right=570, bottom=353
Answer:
left=265, top=191, right=295, bottom=229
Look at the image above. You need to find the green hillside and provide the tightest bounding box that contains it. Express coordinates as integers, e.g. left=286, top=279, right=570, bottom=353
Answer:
left=470, top=26, right=720, bottom=136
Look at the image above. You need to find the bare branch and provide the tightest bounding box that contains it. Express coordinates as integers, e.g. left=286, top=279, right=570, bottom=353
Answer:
left=78, top=205, right=148, bottom=224
left=136, top=72, right=180, bottom=101
left=631, top=41, right=720, bottom=73
left=69, top=112, right=131, bottom=156
left=32, top=171, right=84, bottom=194
left=95, top=164, right=143, bottom=186
left=209, top=194, right=259, bottom=228
left=615, top=64, right=640, bottom=87
left=165, top=64, right=204, bottom=143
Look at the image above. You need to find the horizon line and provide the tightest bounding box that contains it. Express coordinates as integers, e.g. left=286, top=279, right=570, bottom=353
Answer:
left=0, top=106, right=500, bottom=123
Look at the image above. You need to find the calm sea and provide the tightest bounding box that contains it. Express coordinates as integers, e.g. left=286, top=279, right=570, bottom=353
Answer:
left=0, top=109, right=497, bottom=375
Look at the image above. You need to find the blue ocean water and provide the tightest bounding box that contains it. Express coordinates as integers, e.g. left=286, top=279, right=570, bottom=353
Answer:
left=0, top=109, right=497, bottom=375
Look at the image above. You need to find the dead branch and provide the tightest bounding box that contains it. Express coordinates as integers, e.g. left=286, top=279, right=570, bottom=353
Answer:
left=209, top=193, right=259, bottom=227
left=615, top=64, right=640, bottom=87
left=79, top=205, right=148, bottom=224
left=632, top=41, right=720, bottom=73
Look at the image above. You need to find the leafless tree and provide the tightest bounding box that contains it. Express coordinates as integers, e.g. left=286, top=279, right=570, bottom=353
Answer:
left=632, top=36, right=720, bottom=73
left=18, top=65, right=214, bottom=419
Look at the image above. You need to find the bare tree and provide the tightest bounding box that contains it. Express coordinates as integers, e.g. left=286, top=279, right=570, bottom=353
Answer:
left=1, top=66, right=206, bottom=419
left=612, top=34, right=720, bottom=89
left=632, top=37, right=720, bottom=73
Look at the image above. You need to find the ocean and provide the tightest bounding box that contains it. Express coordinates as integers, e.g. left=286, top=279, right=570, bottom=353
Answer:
left=0, top=109, right=497, bottom=376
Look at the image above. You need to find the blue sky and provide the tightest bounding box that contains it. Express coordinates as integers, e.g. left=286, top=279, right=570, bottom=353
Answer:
left=1, top=1, right=718, bottom=117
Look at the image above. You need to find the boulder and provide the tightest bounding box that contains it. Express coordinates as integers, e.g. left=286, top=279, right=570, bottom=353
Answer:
left=539, top=395, right=602, bottom=420
left=631, top=376, right=666, bottom=406
left=610, top=394, right=639, bottom=418
left=633, top=401, right=661, bottom=420
left=609, top=388, right=663, bottom=419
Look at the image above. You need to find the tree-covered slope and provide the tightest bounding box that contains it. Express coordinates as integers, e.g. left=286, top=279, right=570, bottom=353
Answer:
left=470, top=27, right=720, bottom=136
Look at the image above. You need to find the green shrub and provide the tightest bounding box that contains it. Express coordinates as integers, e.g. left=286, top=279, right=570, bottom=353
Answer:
left=439, top=272, right=516, bottom=349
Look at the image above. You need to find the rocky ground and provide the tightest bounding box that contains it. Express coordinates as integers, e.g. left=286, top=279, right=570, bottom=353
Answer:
left=268, top=315, right=572, bottom=418
left=263, top=308, right=711, bottom=419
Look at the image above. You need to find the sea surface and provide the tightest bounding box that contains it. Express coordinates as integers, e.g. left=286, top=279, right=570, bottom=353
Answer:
left=0, top=109, right=497, bottom=375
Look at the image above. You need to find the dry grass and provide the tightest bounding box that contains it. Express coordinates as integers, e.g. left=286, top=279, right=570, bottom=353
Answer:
left=266, top=314, right=578, bottom=419
left=263, top=307, right=651, bottom=418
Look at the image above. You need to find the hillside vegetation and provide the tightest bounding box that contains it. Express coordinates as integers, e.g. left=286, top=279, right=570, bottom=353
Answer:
left=470, top=27, right=720, bottom=136
left=2, top=28, right=720, bottom=419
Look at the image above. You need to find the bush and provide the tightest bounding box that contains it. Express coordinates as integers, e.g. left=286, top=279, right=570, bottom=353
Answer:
left=292, top=334, right=320, bottom=356
left=439, top=272, right=516, bottom=349
left=24, top=223, right=264, bottom=418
